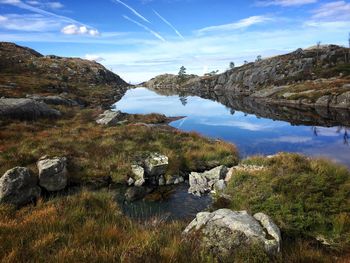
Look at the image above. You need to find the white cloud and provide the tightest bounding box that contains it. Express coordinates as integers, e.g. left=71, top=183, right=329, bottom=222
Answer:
left=0, top=0, right=99, bottom=35
left=0, top=14, right=61, bottom=31
left=256, top=0, right=317, bottom=6
left=61, top=24, right=100, bottom=36
left=26, top=1, right=64, bottom=9
left=311, top=1, right=350, bottom=20
left=197, top=16, right=273, bottom=34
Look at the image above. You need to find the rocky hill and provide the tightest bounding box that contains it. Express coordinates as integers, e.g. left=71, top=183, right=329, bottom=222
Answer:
left=145, top=45, right=350, bottom=109
left=0, top=42, right=129, bottom=107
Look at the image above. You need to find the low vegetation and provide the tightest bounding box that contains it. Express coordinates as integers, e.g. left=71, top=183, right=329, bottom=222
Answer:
left=0, top=107, right=238, bottom=185
left=214, top=153, right=350, bottom=261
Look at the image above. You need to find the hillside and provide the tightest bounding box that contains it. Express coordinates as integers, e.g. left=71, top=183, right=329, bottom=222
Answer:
left=0, top=42, right=129, bottom=107
left=145, top=45, right=350, bottom=109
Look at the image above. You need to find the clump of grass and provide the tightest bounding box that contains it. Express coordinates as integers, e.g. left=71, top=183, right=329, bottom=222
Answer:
left=221, top=153, right=350, bottom=250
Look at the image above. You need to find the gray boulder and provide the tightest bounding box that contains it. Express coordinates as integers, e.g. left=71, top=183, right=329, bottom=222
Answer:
left=165, top=174, right=184, bottom=185
left=26, top=94, right=79, bottom=106
left=0, top=167, right=41, bottom=206
left=0, top=98, right=61, bottom=120
left=96, top=110, right=126, bottom=126
left=37, top=156, right=68, bottom=191
left=183, top=209, right=281, bottom=257
left=188, top=165, right=228, bottom=196
left=131, top=165, right=145, bottom=186
left=144, top=152, right=168, bottom=177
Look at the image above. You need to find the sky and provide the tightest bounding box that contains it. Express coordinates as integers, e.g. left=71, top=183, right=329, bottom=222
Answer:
left=0, top=0, right=349, bottom=83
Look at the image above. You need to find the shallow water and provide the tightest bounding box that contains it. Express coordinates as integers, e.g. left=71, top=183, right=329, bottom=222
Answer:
left=115, top=184, right=212, bottom=221
left=115, top=87, right=350, bottom=168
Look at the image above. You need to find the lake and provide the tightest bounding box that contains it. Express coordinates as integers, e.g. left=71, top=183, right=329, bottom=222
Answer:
left=114, top=87, right=350, bottom=168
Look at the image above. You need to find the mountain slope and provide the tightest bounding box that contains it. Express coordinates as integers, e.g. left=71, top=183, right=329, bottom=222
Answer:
left=0, top=42, right=129, bottom=107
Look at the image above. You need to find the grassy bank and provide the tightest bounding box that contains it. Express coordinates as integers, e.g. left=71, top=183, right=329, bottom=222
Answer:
left=0, top=107, right=238, bottom=185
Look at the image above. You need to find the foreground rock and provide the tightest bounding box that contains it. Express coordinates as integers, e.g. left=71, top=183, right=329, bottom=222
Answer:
left=188, top=165, right=228, bottom=196
left=0, top=167, right=41, bottom=206
left=0, top=98, right=61, bottom=120
left=183, top=209, right=281, bottom=257
left=96, top=110, right=126, bottom=126
left=129, top=153, right=169, bottom=187
left=37, top=156, right=68, bottom=191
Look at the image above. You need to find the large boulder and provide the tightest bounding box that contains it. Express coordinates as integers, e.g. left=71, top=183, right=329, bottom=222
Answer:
left=0, top=167, right=41, bottom=206
left=0, top=98, right=61, bottom=120
left=96, top=110, right=126, bottom=126
left=188, top=165, right=228, bottom=196
left=183, top=209, right=281, bottom=257
left=37, top=156, right=68, bottom=191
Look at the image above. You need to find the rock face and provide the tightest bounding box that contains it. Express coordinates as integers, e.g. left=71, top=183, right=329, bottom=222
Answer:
left=96, top=110, right=126, bottom=126
left=26, top=94, right=79, bottom=107
left=37, top=156, right=68, bottom=191
left=130, top=153, right=169, bottom=187
left=188, top=165, right=228, bottom=196
left=0, top=167, right=41, bottom=206
left=0, top=98, right=61, bottom=120
left=183, top=209, right=281, bottom=257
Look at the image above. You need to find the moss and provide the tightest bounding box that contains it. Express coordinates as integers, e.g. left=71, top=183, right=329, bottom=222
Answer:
left=219, top=153, right=350, bottom=250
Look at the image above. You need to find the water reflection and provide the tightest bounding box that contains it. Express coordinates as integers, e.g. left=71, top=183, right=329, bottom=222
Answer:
left=114, top=88, right=350, bottom=168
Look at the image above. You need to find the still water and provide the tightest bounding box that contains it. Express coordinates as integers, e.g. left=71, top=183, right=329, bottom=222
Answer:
left=115, top=88, right=350, bottom=168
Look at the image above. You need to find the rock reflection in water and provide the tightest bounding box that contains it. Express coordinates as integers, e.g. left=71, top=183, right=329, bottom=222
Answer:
left=115, top=88, right=350, bottom=167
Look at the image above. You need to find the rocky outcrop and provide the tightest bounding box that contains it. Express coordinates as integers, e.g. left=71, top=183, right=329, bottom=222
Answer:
left=0, top=167, right=41, bottom=206
left=37, top=156, right=68, bottom=191
left=26, top=94, right=79, bottom=107
left=96, top=110, right=126, bottom=126
left=146, top=45, right=350, bottom=110
left=183, top=209, right=281, bottom=257
left=0, top=98, right=61, bottom=120
left=188, top=166, right=228, bottom=196
left=0, top=42, right=129, bottom=107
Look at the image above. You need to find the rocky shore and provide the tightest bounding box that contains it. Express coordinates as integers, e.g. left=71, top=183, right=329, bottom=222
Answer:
left=145, top=45, right=350, bottom=110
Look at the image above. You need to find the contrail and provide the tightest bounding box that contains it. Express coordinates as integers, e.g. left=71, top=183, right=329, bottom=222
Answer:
left=0, top=0, right=89, bottom=27
left=153, top=10, right=184, bottom=39
left=112, top=0, right=150, bottom=24
left=123, top=15, right=165, bottom=42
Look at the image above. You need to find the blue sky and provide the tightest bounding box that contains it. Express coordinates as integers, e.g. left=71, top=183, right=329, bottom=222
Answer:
left=0, top=0, right=349, bottom=83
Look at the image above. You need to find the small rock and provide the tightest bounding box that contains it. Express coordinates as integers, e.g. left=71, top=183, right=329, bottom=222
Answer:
left=144, top=153, right=168, bottom=177
left=125, top=186, right=153, bottom=202
left=127, top=177, right=135, bottom=186
left=131, top=165, right=145, bottom=186
left=0, top=167, right=41, bottom=206
left=158, top=175, right=165, bottom=186
left=37, top=156, right=68, bottom=191
left=96, top=110, right=126, bottom=126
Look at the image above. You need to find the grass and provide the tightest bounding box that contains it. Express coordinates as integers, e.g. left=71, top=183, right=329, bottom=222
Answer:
left=215, top=153, right=350, bottom=255
left=0, top=107, right=238, bottom=185
left=0, top=190, right=210, bottom=263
